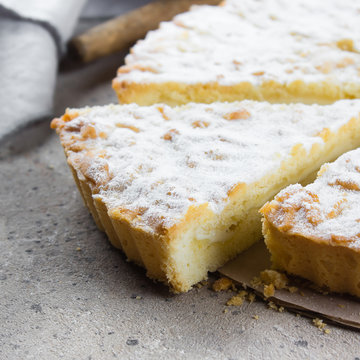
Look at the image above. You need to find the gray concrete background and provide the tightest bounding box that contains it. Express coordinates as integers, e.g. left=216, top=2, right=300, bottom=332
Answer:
left=1, top=2, right=360, bottom=359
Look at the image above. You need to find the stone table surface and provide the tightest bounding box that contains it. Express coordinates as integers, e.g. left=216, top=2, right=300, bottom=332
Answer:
left=1, top=11, right=360, bottom=360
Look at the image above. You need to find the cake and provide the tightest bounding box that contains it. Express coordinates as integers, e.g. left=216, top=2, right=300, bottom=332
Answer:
left=261, top=148, right=360, bottom=297
left=51, top=100, right=360, bottom=292
left=113, top=0, right=360, bottom=106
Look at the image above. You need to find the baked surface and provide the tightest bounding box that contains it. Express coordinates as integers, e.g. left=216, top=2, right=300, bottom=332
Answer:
left=51, top=100, right=360, bottom=292
left=113, top=0, right=360, bottom=106
left=261, top=148, right=360, bottom=297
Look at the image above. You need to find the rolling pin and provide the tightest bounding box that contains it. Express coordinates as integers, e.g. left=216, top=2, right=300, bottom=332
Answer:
left=69, top=0, right=221, bottom=63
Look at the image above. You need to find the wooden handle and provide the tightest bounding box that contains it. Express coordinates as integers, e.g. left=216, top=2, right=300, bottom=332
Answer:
left=69, top=0, right=221, bottom=62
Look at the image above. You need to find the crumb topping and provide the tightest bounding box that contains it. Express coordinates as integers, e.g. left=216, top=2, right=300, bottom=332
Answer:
left=53, top=100, right=360, bottom=232
left=116, top=0, right=360, bottom=86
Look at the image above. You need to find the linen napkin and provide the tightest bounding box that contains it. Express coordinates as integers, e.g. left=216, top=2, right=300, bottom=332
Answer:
left=0, top=0, right=86, bottom=141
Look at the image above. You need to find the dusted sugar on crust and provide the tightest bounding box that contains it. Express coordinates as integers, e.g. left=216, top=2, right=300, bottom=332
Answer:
left=52, top=100, right=360, bottom=292
left=113, top=0, right=360, bottom=105
left=261, top=148, right=360, bottom=297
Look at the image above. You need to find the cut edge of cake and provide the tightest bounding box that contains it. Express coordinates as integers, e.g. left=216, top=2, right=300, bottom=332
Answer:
left=113, top=79, right=360, bottom=107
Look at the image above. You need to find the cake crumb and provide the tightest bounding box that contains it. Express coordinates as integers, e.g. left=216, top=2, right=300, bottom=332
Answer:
left=213, top=277, right=233, bottom=292
left=250, top=276, right=262, bottom=287
left=223, top=308, right=229, bottom=314
left=337, top=304, right=345, bottom=308
left=278, top=306, right=285, bottom=313
left=268, top=301, right=278, bottom=311
left=313, top=318, right=329, bottom=333
left=253, top=269, right=302, bottom=298
left=195, top=280, right=208, bottom=288
left=135, top=296, right=142, bottom=300
left=264, top=284, right=275, bottom=298
left=226, top=290, right=247, bottom=306
left=253, top=315, right=259, bottom=320
left=260, top=270, right=288, bottom=290
left=238, top=290, right=248, bottom=297
left=296, top=313, right=301, bottom=318
left=76, top=247, right=81, bottom=251
left=226, top=294, right=244, bottom=306
left=247, top=292, right=256, bottom=303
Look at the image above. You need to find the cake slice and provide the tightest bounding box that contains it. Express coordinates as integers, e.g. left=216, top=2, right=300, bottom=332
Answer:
left=51, top=100, right=360, bottom=292
left=113, top=0, right=360, bottom=106
left=261, top=148, right=360, bottom=297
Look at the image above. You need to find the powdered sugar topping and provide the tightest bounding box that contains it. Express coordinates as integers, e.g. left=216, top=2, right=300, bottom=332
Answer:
left=61, top=100, right=360, bottom=231
left=268, top=148, right=360, bottom=247
left=116, top=0, right=360, bottom=86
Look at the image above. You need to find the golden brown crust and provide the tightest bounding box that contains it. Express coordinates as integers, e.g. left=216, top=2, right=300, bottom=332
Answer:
left=113, top=79, right=360, bottom=107
left=262, top=218, right=360, bottom=297
left=52, top=111, right=176, bottom=288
